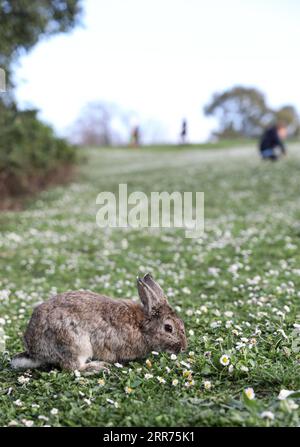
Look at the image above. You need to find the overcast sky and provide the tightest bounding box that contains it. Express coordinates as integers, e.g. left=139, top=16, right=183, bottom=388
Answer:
left=15, top=0, right=300, bottom=143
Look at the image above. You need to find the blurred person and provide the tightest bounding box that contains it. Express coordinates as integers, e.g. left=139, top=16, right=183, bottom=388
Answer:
left=180, top=119, right=187, bottom=144
left=259, top=123, right=287, bottom=161
left=131, top=125, right=140, bottom=147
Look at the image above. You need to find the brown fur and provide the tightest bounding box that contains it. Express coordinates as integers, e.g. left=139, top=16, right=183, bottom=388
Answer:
left=11, top=274, right=187, bottom=373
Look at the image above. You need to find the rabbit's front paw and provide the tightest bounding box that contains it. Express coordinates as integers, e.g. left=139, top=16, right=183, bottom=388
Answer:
left=80, top=361, right=111, bottom=375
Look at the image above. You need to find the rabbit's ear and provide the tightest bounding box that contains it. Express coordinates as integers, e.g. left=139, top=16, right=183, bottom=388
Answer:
left=137, top=273, right=167, bottom=315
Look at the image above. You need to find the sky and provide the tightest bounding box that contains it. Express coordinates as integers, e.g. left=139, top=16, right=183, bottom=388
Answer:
left=15, top=0, right=300, bottom=143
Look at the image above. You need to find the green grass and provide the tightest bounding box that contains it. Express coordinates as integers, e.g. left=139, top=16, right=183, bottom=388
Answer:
left=1, top=142, right=300, bottom=427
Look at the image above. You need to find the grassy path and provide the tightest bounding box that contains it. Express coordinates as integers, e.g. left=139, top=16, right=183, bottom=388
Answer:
left=1, top=144, right=300, bottom=426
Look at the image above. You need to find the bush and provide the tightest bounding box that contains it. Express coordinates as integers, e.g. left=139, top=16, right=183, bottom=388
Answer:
left=0, top=101, right=76, bottom=198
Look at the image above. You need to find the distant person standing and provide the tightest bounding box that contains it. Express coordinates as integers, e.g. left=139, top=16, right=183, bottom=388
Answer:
left=180, top=119, right=187, bottom=144
left=131, top=125, right=140, bottom=147
left=259, top=123, right=287, bottom=161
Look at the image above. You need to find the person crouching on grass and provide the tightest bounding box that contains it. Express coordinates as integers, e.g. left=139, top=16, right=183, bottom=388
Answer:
left=259, top=122, right=288, bottom=161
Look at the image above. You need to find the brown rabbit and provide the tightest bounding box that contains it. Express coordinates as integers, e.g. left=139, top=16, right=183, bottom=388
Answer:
left=11, top=273, right=187, bottom=373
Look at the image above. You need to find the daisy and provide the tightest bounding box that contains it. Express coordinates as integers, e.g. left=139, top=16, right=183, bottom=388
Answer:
left=125, top=386, right=133, bottom=394
left=157, top=376, right=166, bottom=384
left=22, top=419, right=34, bottom=427
left=106, top=398, right=119, bottom=408
left=278, top=389, right=295, bottom=400
left=50, top=408, right=58, bottom=415
left=244, top=387, right=255, bottom=400
left=220, top=354, right=230, bottom=366
left=261, top=411, right=275, bottom=420
left=182, top=287, right=191, bottom=295
left=18, top=375, right=30, bottom=385
left=14, top=399, right=23, bottom=407
left=172, top=379, right=179, bottom=386
left=114, top=362, right=123, bottom=368
left=185, top=380, right=195, bottom=387
left=98, top=379, right=105, bottom=386
left=38, top=415, right=49, bottom=421
left=144, top=373, right=153, bottom=380
left=84, top=398, right=92, bottom=406
left=203, top=380, right=212, bottom=390
left=31, top=404, right=40, bottom=409
left=180, top=360, right=191, bottom=368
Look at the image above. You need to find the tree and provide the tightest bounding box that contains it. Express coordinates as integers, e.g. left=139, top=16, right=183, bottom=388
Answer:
left=204, top=86, right=273, bottom=139
left=275, top=105, right=300, bottom=137
left=0, top=1, right=82, bottom=197
left=70, top=102, right=130, bottom=147
left=0, top=0, right=82, bottom=82
left=204, top=86, right=300, bottom=139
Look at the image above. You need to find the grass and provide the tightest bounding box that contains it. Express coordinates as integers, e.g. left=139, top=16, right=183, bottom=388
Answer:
left=1, top=142, right=300, bottom=427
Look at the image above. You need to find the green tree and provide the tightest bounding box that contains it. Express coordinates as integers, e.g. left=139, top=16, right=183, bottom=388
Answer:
left=204, top=86, right=300, bottom=139
left=0, top=0, right=82, bottom=83
left=204, top=86, right=272, bottom=139
left=0, top=1, right=82, bottom=197
left=275, top=105, right=300, bottom=137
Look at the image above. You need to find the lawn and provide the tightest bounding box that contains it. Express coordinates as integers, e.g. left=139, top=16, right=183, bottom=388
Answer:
left=0, top=143, right=300, bottom=427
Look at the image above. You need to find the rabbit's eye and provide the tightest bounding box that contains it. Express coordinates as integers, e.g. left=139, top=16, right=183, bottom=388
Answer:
left=164, top=324, right=173, bottom=333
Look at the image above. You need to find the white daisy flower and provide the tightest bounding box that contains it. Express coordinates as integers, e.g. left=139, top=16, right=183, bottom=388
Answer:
left=114, top=362, right=123, bottom=368
left=244, top=387, right=255, bottom=400
left=180, top=360, right=191, bottom=368
left=38, top=415, right=49, bottom=421
left=278, top=389, right=295, bottom=400
left=17, top=375, right=30, bottom=385
left=22, top=419, right=34, bottom=427
left=260, top=411, right=275, bottom=420
left=14, top=399, right=23, bottom=407
left=220, top=354, right=230, bottom=366
left=203, top=380, right=212, bottom=390
left=144, top=373, right=153, bottom=380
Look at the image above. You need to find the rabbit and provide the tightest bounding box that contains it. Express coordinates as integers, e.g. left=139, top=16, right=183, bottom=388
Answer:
left=11, top=273, right=187, bottom=373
